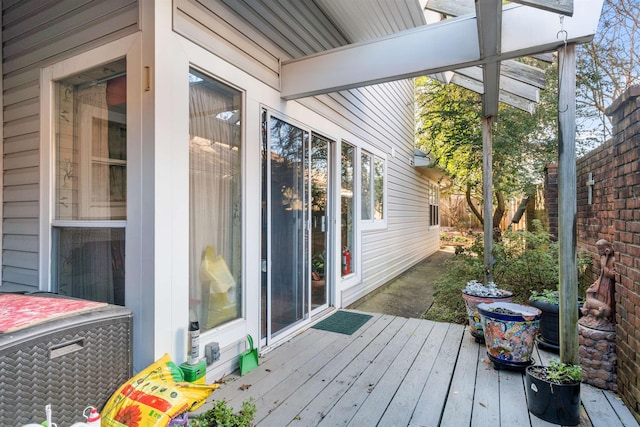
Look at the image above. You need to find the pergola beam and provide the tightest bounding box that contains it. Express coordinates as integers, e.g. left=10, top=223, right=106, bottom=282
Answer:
left=280, top=0, right=602, bottom=100
left=426, top=0, right=474, bottom=17
left=426, top=0, right=574, bottom=17
left=510, top=0, right=573, bottom=16
left=476, top=0, right=502, bottom=118
left=454, top=66, right=539, bottom=103
left=431, top=72, right=537, bottom=113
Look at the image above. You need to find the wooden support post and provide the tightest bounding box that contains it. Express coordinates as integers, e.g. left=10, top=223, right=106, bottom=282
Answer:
left=558, top=43, right=579, bottom=365
left=482, top=116, right=494, bottom=284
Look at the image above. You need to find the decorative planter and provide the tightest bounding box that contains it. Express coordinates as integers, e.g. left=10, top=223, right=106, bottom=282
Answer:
left=528, top=295, right=584, bottom=352
left=525, top=365, right=581, bottom=425
left=462, top=292, right=513, bottom=341
left=478, top=302, right=541, bottom=370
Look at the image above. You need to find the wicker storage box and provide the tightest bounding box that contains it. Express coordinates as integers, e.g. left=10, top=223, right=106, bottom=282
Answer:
left=0, top=293, right=132, bottom=426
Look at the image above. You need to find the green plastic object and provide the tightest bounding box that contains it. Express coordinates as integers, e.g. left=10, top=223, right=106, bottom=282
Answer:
left=179, top=359, right=207, bottom=383
left=239, top=334, right=259, bottom=376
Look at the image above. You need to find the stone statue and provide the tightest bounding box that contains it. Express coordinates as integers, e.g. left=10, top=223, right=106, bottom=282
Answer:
left=579, top=239, right=616, bottom=331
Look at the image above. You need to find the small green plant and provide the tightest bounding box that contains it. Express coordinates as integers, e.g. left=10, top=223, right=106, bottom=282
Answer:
left=530, top=289, right=559, bottom=304
left=545, top=359, right=583, bottom=383
left=189, top=398, right=256, bottom=427
left=311, top=251, right=325, bottom=275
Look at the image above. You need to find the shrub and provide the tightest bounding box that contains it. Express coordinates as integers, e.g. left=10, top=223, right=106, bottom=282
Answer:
left=425, top=221, right=588, bottom=323
left=189, top=398, right=256, bottom=427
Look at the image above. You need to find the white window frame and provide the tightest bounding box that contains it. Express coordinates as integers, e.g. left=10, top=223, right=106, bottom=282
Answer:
left=187, top=64, right=247, bottom=341
left=359, top=146, right=387, bottom=231
left=39, top=35, right=139, bottom=290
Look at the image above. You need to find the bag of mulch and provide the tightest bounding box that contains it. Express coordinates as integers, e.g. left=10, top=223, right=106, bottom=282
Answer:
left=101, top=353, right=218, bottom=427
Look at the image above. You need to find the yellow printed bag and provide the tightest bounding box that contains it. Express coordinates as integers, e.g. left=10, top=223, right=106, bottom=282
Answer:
left=101, top=353, right=218, bottom=427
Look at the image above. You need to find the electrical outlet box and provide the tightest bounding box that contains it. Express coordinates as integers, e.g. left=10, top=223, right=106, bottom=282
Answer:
left=205, top=342, right=220, bottom=365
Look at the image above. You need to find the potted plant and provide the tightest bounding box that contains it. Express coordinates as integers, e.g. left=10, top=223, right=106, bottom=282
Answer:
left=529, top=289, right=584, bottom=352
left=311, top=251, right=325, bottom=279
left=461, top=280, right=513, bottom=342
left=189, top=398, right=256, bottom=426
left=525, top=359, right=582, bottom=425
left=477, top=301, right=541, bottom=370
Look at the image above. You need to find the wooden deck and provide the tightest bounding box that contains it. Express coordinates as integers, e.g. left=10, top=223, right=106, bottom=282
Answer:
left=199, top=311, right=639, bottom=427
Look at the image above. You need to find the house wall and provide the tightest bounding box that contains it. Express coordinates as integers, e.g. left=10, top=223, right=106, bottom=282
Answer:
left=1, top=0, right=139, bottom=291
left=174, top=0, right=440, bottom=308
left=545, top=86, right=640, bottom=421
left=1, top=0, right=439, bottom=375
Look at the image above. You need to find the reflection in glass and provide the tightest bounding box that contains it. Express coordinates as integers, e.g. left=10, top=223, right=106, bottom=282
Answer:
left=189, top=69, right=242, bottom=331
left=361, top=152, right=372, bottom=220
left=267, top=116, right=308, bottom=335
left=55, top=60, right=127, bottom=221
left=374, top=157, right=385, bottom=220
left=341, top=143, right=355, bottom=276
left=54, top=227, right=125, bottom=305
left=311, top=135, right=329, bottom=308
left=52, top=59, right=127, bottom=304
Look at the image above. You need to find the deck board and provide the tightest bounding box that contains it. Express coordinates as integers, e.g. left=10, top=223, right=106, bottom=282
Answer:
left=408, top=323, right=465, bottom=426
left=290, top=315, right=405, bottom=425
left=440, top=332, right=480, bottom=427
left=471, top=344, right=501, bottom=427
left=196, top=311, right=639, bottom=427
left=377, top=320, right=447, bottom=427
left=345, top=318, right=427, bottom=426
left=499, top=369, right=529, bottom=426
left=318, top=317, right=421, bottom=426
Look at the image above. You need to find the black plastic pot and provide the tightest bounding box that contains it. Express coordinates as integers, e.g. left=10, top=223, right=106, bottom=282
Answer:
left=525, top=365, right=581, bottom=426
left=528, top=296, right=584, bottom=351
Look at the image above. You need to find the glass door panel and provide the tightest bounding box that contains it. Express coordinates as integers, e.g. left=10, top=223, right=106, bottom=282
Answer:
left=311, top=135, right=329, bottom=310
left=264, top=115, right=309, bottom=337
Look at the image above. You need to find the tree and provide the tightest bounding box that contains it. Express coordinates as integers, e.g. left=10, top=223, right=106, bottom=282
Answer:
left=415, top=69, right=557, bottom=237
left=577, top=0, right=640, bottom=148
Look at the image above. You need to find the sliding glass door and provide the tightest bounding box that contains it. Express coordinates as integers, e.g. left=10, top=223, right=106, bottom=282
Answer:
left=261, top=111, right=331, bottom=342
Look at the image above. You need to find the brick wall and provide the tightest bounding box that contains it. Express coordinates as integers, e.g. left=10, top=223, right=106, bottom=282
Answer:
left=548, top=86, right=640, bottom=420
left=605, top=86, right=640, bottom=419
left=544, top=163, right=558, bottom=239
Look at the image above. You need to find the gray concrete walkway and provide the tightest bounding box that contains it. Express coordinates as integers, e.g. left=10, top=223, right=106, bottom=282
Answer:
left=349, top=246, right=454, bottom=318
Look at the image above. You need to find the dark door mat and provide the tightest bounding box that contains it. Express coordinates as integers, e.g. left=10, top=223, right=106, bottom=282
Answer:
left=312, top=311, right=373, bottom=335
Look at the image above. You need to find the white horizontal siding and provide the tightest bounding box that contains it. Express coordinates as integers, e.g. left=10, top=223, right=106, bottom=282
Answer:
left=1, top=0, right=139, bottom=289
left=174, top=0, right=282, bottom=90
left=4, top=135, right=40, bottom=155
left=4, top=235, right=39, bottom=252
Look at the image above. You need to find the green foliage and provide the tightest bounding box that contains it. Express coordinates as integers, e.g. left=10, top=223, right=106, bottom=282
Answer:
left=425, top=222, right=585, bottom=323
left=530, top=289, right=560, bottom=304
left=415, top=73, right=558, bottom=223
left=189, top=399, right=256, bottom=427
left=545, top=359, right=583, bottom=383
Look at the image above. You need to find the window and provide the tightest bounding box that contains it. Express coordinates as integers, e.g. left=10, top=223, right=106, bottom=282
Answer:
left=52, top=59, right=127, bottom=305
left=428, top=183, right=439, bottom=226
left=341, top=142, right=355, bottom=276
left=189, top=69, right=242, bottom=331
left=361, top=150, right=385, bottom=222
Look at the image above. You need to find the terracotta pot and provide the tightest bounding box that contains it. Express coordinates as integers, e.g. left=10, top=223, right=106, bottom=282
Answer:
left=478, top=302, right=541, bottom=370
left=461, top=291, right=513, bottom=342
left=525, top=365, right=581, bottom=425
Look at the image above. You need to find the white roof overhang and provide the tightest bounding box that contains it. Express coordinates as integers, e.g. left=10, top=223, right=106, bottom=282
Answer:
left=281, top=0, right=603, bottom=116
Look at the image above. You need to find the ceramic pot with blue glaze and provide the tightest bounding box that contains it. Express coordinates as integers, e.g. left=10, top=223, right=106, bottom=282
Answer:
left=478, top=301, right=541, bottom=371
